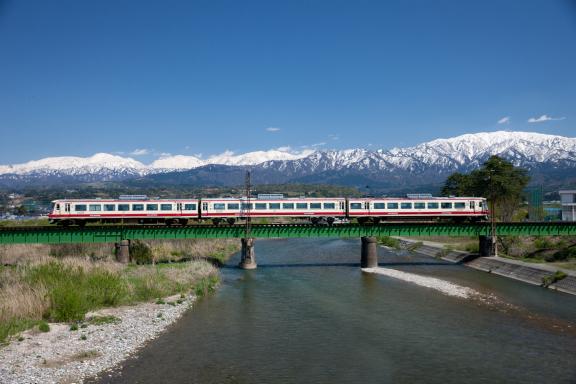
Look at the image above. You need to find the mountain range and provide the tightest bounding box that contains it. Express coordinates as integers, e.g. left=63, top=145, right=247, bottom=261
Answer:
left=1, top=131, right=575, bottom=192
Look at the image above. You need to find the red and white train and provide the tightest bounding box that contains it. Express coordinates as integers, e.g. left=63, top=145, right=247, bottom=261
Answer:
left=48, top=195, right=488, bottom=226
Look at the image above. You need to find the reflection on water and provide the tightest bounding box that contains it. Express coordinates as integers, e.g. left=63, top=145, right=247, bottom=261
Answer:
left=92, top=238, right=576, bottom=384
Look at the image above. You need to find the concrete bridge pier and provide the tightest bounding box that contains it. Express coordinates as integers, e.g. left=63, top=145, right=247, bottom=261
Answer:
left=239, top=238, right=257, bottom=270
left=115, top=239, right=130, bottom=263
left=479, top=235, right=496, bottom=257
left=361, top=236, right=378, bottom=268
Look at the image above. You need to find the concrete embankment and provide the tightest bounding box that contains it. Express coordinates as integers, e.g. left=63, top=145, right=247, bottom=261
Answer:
left=396, top=238, right=576, bottom=296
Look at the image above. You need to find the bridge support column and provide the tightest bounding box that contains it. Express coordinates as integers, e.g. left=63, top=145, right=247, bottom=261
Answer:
left=361, top=236, right=378, bottom=268
left=115, top=239, right=130, bottom=263
left=479, top=235, right=496, bottom=257
left=239, top=238, right=257, bottom=270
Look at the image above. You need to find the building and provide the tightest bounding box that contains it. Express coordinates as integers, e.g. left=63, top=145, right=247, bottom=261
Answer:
left=560, top=190, right=576, bottom=221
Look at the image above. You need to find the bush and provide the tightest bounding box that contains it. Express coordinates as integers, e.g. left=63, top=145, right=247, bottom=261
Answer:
left=547, top=247, right=576, bottom=262
left=534, top=238, right=553, bottom=250
left=542, top=271, right=568, bottom=287
left=38, top=321, right=50, bottom=332
left=130, top=240, right=154, bottom=265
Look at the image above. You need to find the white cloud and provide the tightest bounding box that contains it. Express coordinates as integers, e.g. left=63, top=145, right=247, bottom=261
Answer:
left=497, top=116, right=510, bottom=125
left=266, top=127, right=281, bottom=132
left=158, top=152, right=172, bottom=158
left=527, top=114, right=566, bottom=123
left=130, top=148, right=150, bottom=156
left=275, top=146, right=292, bottom=152
left=328, top=134, right=340, bottom=140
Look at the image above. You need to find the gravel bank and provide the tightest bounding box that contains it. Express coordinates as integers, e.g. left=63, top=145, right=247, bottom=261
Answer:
left=362, top=267, right=478, bottom=298
left=0, top=294, right=197, bottom=384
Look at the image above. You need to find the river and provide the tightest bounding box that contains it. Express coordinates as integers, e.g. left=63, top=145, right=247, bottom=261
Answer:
left=91, top=238, right=576, bottom=384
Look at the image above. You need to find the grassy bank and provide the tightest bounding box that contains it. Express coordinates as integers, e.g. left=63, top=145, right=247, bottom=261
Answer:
left=0, top=238, right=240, bottom=344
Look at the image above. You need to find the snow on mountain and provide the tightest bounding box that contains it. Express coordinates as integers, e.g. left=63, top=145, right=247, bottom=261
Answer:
left=1, top=131, right=575, bottom=183
left=0, top=153, right=147, bottom=176
left=149, top=149, right=315, bottom=171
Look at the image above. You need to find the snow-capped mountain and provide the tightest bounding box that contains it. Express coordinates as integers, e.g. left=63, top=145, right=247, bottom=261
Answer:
left=149, top=149, right=314, bottom=170
left=1, top=131, right=575, bottom=188
left=0, top=153, right=148, bottom=178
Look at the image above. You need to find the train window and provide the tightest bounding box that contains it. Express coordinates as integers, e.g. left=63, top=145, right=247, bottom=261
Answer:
left=441, top=202, right=453, bottom=209
left=374, top=203, right=385, bottom=209
left=185, top=204, right=197, bottom=210
left=323, top=203, right=335, bottom=209
left=269, top=203, right=281, bottom=209
left=132, top=204, right=144, bottom=211
left=161, top=204, right=173, bottom=211
left=283, top=203, right=295, bottom=209
left=89, top=204, right=101, bottom=211
left=241, top=203, right=253, bottom=210
left=310, top=203, right=321, bottom=209
left=213, top=203, right=225, bottom=210
left=401, top=203, right=412, bottom=209
left=255, top=203, right=267, bottom=210
left=350, top=203, right=362, bottom=209
left=296, top=203, right=308, bottom=209
left=104, top=204, right=115, bottom=211
left=387, top=203, right=398, bottom=209
left=75, top=204, right=87, bottom=211
left=56, top=204, right=60, bottom=210
left=454, top=202, right=466, bottom=209
left=227, top=203, right=239, bottom=210
left=147, top=204, right=158, bottom=211
left=118, top=204, right=130, bottom=211
left=427, top=202, right=439, bottom=209
left=414, top=203, right=425, bottom=209
left=479, top=201, right=483, bottom=208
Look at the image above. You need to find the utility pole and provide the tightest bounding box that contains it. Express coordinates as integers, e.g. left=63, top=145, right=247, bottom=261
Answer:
left=239, top=170, right=257, bottom=269
left=244, top=170, right=252, bottom=239
left=489, top=169, right=498, bottom=257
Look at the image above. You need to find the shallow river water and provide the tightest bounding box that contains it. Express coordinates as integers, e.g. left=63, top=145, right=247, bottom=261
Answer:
left=92, top=238, right=576, bottom=384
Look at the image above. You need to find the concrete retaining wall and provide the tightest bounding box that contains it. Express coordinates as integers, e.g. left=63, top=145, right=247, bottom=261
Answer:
left=395, top=238, right=576, bottom=296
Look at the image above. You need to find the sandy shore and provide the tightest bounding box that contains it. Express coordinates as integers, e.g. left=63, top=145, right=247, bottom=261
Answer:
left=0, top=294, right=197, bottom=384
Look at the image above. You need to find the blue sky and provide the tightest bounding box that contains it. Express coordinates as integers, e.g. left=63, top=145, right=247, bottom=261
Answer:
left=0, top=0, right=574, bottom=164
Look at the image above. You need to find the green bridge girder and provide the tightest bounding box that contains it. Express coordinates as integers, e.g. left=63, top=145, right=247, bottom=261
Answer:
left=0, top=222, right=575, bottom=244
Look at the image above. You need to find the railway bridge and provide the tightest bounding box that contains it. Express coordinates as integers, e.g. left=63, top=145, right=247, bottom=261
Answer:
left=1, top=222, right=575, bottom=269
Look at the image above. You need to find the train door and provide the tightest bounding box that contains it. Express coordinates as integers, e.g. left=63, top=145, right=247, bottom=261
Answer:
left=65, top=203, right=71, bottom=215
left=470, top=200, right=476, bottom=213
left=364, top=201, right=371, bottom=214
left=176, top=203, right=182, bottom=213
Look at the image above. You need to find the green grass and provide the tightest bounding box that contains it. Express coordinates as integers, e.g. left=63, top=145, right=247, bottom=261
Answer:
left=38, top=321, right=50, bottom=332
left=376, top=236, right=400, bottom=249
left=1, top=259, right=218, bottom=343
left=0, top=319, right=42, bottom=345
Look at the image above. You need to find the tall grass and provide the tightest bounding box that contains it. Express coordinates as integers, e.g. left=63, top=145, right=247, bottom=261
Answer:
left=0, top=258, right=218, bottom=343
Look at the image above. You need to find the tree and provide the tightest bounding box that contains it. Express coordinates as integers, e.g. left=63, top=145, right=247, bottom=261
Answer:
left=441, top=155, right=530, bottom=221
left=440, top=172, right=473, bottom=197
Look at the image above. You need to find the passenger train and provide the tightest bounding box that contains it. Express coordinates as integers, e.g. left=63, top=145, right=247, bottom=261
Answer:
left=48, top=194, right=489, bottom=226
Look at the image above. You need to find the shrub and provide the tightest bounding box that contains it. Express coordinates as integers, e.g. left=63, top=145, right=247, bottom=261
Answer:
left=38, top=321, right=50, bottom=332
left=542, top=271, right=568, bottom=287
left=70, top=323, right=78, bottom=331
left=130, top=240, right=154, bottom=265
left=534, top=238, right=553, bottom=250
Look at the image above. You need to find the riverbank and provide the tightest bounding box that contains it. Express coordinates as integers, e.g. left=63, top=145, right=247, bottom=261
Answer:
left=0, top=238, right=240, bottom=384
left=0, top=293, right=199, bottom=384
left=394, top=237, right=576, bottom=295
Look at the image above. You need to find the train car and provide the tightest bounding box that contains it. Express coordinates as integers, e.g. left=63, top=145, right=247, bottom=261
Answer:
left=48, top=197, right=200, bottom=226
left=347, top=197, right=488, bottom=223
left=200, top=197, right=347, bottom=225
